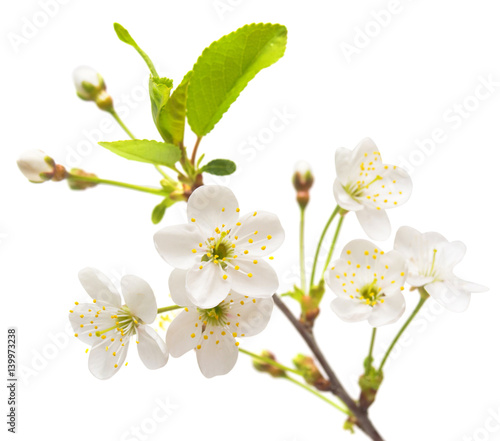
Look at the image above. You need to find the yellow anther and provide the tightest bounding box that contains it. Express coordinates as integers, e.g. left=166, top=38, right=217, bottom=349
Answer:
left=93, top=299, right=97, bottom=303
left=232, top=332, right=237, bottom=337
left=74, top=333, right=78, bottom=337
left=75, top=302, right=79, bottom=305
left=191, top=333, right=196, bottom=338
left=364, top=251, right=369, bottom=255
left=197, top=345, right=201, bottom=350
left=223, top=274, right=228, bottom=280
left=235, top=265, right=240, bottom=270
left=248, top=238, right=253, bottom=243
left=267, top=235, right=272, bottom=240
left=236, top=222, right=241, bottom=226
left=221, top=331, right=226, bottom=336
left=192, top=249, right=197, bottom=253
left=247, top=273, right=253, bottom=278
left=203, top=335, right=208, bottom=340
left=253, top=260, right=258, bottom=264
left=88, top=333, right=92, bottom=337
left=235, top=342, right=240, bottom=346
left=199, top=265, right=203, bottom=270
left=185, top=307, right=189, bottom=312
left=222, top=207, right=225, bottom=212
left=253, top=211, right=257, bottom=216
left=114, top=364, right=118, bottom=368
left=269, top=256, right=274, bottom=260
left=191, top=218, right=196, bottom=222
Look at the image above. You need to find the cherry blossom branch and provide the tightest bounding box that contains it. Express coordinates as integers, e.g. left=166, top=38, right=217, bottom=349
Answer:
left=273, top=294, right=384, bottom=441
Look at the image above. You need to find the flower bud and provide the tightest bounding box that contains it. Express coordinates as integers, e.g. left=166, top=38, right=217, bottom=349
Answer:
left=292, top=161, right=314, bottom=209
left=292, top=354, right=330, bottom=391
left=67, top=168, right=98, bottom=191
left=17, top=150, right=57, bottom=183
left=252, top=351, right=287, bottom=378
left=73, top=66, right=113, bottom=111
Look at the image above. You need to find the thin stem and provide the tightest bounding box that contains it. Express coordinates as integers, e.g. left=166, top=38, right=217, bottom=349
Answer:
left=378, top=289, right=429, bottom=372
left=322, top=214, right=345, bottom=274
left=283, top=376, right=351, bottom=415
left=157, top=305, right=183, bottom=314
left=109, top=109, right=135, bottom=139
left=190, top=137, right=202, bottom=164
left=155, top=165, right=170, bottom=179
left=238, top=348, right=302, bottom=376
left=365, top=328, right=377, bottom=374
left=67, top=174, right=169, bottom=197
left=309, top=206, right=339, bottom=291
left=299, top=207, right=306, bottom=293
left=273, top=294, right=384, bottom=441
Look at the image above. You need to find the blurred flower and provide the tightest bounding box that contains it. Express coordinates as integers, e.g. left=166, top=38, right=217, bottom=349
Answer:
left=69, top=268, right=168, bottom=379
left=334, top=138, right=412, bottom=240
left=155, top=185, right=284, bottom=308
left=17, top=149, right=55, bottom=183
left=165, top=281, right=273, bottom=378
left=394, top=226, right=487, bottom=312
left=325, top=239, right=407, bottom=327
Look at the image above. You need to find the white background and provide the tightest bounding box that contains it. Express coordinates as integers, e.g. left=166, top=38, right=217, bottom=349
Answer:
left=2, top=1, right=499, bottom=440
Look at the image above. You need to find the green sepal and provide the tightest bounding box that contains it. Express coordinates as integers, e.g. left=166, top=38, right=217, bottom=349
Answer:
left=151, top=197, right=176, bottom=224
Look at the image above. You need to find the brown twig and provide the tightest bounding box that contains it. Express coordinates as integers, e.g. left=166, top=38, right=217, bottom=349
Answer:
left=273, top=294, right=384, bottom=441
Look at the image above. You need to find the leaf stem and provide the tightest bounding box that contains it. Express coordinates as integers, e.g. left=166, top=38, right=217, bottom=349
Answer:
left=309, top=206, right=340, bottom=291
left=283, top=376, right=351, bottom=415
left=190, top=136, right=202, bottom=164
left=378, top=288, right=429, bottom=372
left=299, top=207, right=306, bottom=293
left=67, top=174, right=169, bottom=197
left=322, top=214, right=345, bottom=274
left=238, top=348, right=302, bottom=376
left=157, top=305, right=183, bottom=314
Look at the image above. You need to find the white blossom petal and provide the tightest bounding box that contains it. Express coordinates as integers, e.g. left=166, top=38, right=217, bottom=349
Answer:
left=166, top=310, right=202, bottom=357
left=226, top=258, right=278, bottom=298
left=88, top=336, right=130, bottom=380
left=355, top=208, right=391, bottom=241
left=168, top=269, right=195, bottom=307
left=196, top=327, right=239, bottom=378
left=136, top=325, right=169, bottom=369
left=368, top=293, right=405, bottom=327
left=69, top=303, right=118, bottom=345
left=154, top=224, right=205, bottom=269
left=226, top=293, right=273, bottom=337
left=330, top=298, right=372, bottom=322
left=121, top=275, right=157, bottom=324
left=231, top=211, right=285, bottom=257
left=186, top=263, right=230, bottom=308
left=187, top=185, right=239, bottom=233
left=425, top=281, right=471, bottom=313
left=335, top=147, right=356, bottom=184
left=78, top=268, right=121, bottom=307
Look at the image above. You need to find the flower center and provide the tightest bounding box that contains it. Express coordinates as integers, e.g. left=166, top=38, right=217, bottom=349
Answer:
left=355, top=279, right=385, bottom=307
left=198, top=303, right=230, bottom=327
left=201, top=229, right=235, bottom=268
left=343, top=175, right=382, bottom=201
left=96, top=305, right=140, bottom=337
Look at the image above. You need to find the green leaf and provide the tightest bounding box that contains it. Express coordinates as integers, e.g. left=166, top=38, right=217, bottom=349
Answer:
left=200, top=159, right=236, bottom=176
left=98, top=140, right=181, bottom=168
left=281, top=285, right=304, bottom=302
left=187, top=23, right=287, bottom=136
left=151, top=198, right=176, bottom=224
left=160, top=71, right=192, bottom=146
left=149, top=77, right=174, bottom=141
left=113, top=22, right=159, bottom=77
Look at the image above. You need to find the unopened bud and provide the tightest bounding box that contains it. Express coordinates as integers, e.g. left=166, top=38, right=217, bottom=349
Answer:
left=17, top=149, right=61, bottom=183
left=293, top=354, right=330, bottom=391
left=73, top=66, right=114, bottom=112
left=292, top=161, right=314, bottom=208
left=67, top=168, right=98, bottom=191
left=252, top=351, right=286, bottom=378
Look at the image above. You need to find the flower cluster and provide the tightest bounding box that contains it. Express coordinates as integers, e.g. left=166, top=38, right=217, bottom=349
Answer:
left=70, top=185, right=284, bottom=378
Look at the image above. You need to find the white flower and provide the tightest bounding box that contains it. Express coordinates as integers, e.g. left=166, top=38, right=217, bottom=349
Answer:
left=17, top=149, right=55, bottom=183
left=334, top=138, right=412, bottom=240
left=166, top=272, right=273, bottom=378
left=154, top=185, right=285, bottom=309
left=69, top=268, right=169, bottom=380
left=73, top=66, right=104, bottom=101
left=394, top=226, right=487, bottom=312
left=325, top=239, right=408, bottom=327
